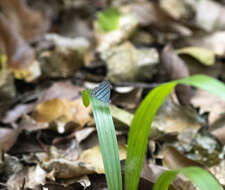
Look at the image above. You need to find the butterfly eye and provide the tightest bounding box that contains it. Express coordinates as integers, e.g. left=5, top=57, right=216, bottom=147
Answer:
left=92, top=80, right=111, bottom=103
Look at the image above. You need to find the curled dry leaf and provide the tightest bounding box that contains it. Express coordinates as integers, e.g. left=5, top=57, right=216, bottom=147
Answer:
left=161, top=44, right=192, bottom=105
left=79, top=144, right=127, bottom=174
left=176, top=31, right=225, bottom=56
left=176, top=47, right=215, bottom=66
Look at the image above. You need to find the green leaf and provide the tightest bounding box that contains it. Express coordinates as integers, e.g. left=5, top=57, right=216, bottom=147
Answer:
left=153, top=167, right=223, bottom=190
left=82, top=89, right=91, bottom=107
left=97, top=8, right=120, bottom=32
left=125, top=75, right=225, bottom=190
left=90, top=95, right=122, bottom=190
left=125, top=82, right=177, bottom=190
left=176, top=47, right=215, bottom=66
left=178, top=75, right=225, bottom=101
left=153, top=170, right=179, bottom=190
left=180, top=167, right=223, bottom=190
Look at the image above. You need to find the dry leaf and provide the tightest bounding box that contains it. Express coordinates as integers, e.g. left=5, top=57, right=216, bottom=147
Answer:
left=160, top=44, right=192, bottom=105
left=41, top=158, right=94, bottom=179
left=6, top=165, right=46, bottom=190
left=176, top=47, right=215, bottom=66
left=79, top=144, right=127, bottom=174
left=162, top=146, right=203, bottom=170
left=210, top=160, right=225, bottom=185
left=0, top=128, right=21, bottom=151
left=32, top=98, right=91, bottom=129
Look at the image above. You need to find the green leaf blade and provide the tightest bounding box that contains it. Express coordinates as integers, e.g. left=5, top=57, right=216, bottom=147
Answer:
left=178, top=75, right=225, bottom=101
left=125, top=74, right=225, bottom=190
left=153, top=170, right=179, bottom=190
left=125, top=82, right=177, bottom=190
left=153, top=167, right=222, bottom=190
left=180, top=167, right=223, bottom=190
left=90, top=95, right=122, bottom=190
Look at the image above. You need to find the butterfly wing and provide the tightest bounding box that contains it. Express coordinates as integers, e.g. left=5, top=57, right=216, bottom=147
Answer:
left=92, top=80, right=111, bottom=103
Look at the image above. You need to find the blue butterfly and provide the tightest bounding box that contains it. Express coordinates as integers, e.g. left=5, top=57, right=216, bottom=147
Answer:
left=92, top=80, right=111, bottom=103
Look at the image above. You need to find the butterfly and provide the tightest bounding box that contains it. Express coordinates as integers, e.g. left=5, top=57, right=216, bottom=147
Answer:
left=92, top=80, right=111, bottom=103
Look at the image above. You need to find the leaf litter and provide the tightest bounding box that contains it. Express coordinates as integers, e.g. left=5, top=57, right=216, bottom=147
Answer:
left=0, top=0, right=225, bottom=189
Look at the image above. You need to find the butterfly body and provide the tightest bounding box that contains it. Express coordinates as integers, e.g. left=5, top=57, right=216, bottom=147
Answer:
left=92, top=80, right=111, bottom=103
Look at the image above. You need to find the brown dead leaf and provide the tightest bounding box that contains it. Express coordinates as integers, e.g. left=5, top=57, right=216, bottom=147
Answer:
left=176, top=31, right=225, bottom=56
left=43, top=80, right=83, bottom=101
left=0, top=13, right=34, bottom=69
left=112, top=87, right=142, bottom=110
left=212, top=125, right=225, bottom=144
left=162, top=146, right=203, bottom=170
left=75, top=127, right=96, bottom=143
left=0, top=0, right=47, bottom=69
left=49, top=139, right=81, bottom=161
left=0, top=127, right=21, bottom=152
left=153, top=96, right=202, bottom=135
left=79, top=144, right=127, bottom=174
left=160, top=44, right=192, bottom=105
left=0, top=0, right=47, bottom=41
left=2, top=80, right=83, bottom=124
left=6, top=165, right=46, bottom=190
left=160, top=0, right=193, bottom=20
left=31, top=98, right=91, bottom=130
left=191, top=89, right=225, bottom=126
left=210, top=160, right=225, bottom=185
left=41, top=158, right=94, bottom=179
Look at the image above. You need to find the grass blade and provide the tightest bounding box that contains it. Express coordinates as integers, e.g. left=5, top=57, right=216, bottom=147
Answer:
left=89, top=94, right=122, bottom=190
left=153, top=170, right=179, bottom=190
left=178, top=75, right=225, bottom=100
left=125, top=82, right=177, bottom=190
left=180, top=167, right=223, bottom=190
left=153, top=167, right=223, bottom=190
left=125, top=75, right=225, bottom=190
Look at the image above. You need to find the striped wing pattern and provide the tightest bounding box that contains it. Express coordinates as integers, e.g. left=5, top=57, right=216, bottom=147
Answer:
left=92, top=80, right=111, bottom=103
